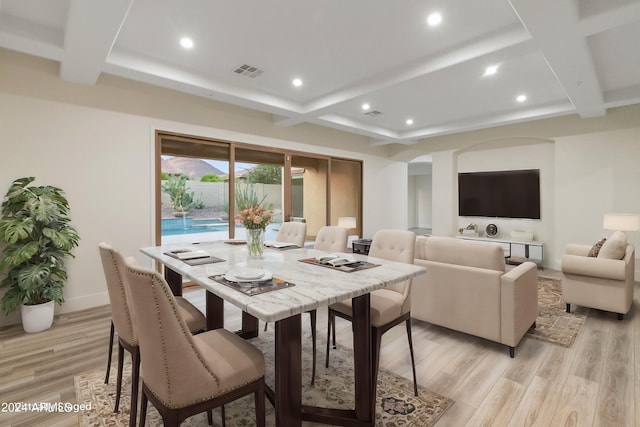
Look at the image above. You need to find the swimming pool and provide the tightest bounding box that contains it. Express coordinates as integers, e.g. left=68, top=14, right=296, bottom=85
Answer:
left=161, top=219, right=280, bottom=238
left=161, top=218, right=230, bottom=236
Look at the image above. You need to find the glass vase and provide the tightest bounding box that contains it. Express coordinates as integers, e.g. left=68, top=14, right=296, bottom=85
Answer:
left=246, top=228, right=265, bottom=258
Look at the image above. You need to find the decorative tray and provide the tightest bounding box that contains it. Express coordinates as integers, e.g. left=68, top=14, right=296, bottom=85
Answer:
left=209, top=274, right=294, bottom=296
left=298, top=257, right=379, bottom=273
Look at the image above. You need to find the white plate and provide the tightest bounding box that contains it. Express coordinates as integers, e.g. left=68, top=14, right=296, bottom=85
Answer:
left=234, top=268, right=264, bottom=279
left=224, top=269, right=272, bottom=283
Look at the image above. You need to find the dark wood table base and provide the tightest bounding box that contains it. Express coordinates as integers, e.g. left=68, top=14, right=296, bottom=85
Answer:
left=166, top=266, right=375, bottom=427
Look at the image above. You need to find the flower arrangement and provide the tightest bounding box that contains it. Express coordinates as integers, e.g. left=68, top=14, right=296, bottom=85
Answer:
left=234, top=184, right=273, bottom=257
left=235, top=205, right=273, bottom=230
left=234, top=184, right=273, bottom=230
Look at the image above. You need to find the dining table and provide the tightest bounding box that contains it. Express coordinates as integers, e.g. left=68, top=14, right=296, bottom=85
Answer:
left=140, top=240, right=425, bottom=427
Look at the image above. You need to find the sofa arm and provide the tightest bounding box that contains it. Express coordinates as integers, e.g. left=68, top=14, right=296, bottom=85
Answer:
left=561, top=254, right=626, bottom=281
left=500, top=262, right=538, bottom=347
left=565, top=244, right=591, bottom=257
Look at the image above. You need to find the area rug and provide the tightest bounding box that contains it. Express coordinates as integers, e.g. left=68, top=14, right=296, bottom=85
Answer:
left=526, top=276, right=588, bottom=348
left=75, top=329, right=454, bottom=426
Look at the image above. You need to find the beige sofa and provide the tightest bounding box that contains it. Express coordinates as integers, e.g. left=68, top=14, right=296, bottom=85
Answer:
left=411, top=236, right=538, bottom=357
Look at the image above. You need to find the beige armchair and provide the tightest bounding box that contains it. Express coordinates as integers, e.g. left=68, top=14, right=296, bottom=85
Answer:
left=561, top=234, right=635, bottom=320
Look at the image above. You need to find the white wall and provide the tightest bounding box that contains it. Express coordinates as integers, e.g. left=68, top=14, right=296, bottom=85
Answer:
left=457, top=141, right=556, bottom=262
left=0, top=52, right=410, bottom=326
left=554, top=129, right=640, bottom=274
left=408, top=173, right=432, bottom=229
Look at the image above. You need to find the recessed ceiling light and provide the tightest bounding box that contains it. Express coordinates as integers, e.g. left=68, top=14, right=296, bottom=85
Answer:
left=361, top=103, right=370, bottom=111
left=484, top=65, right=499, bottom=76
left=427, top=12, right=442, bottom=27
left=292, top=78, right=303, bottom=87
left=180, top=37, right=194, bottom=49
left=406, top=118, right=414, bottom=125
left=516, top=94, right=527, bottom=102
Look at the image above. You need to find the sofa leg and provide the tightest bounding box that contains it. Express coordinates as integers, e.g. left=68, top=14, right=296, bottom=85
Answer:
left=509, top=346, right=515, bottom=358
left=566, top=303, right=571, bottom=313
left=530, top=321, right=536, bottom=330
left=617, top=313, right=624, bottom=320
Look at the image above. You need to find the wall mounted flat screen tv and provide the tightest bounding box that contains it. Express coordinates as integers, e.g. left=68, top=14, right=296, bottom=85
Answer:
left=458, top=169, right=541, bottom=219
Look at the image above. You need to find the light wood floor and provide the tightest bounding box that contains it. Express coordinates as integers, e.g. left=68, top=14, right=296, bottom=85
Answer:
left=1, top=270, right=638, bottom=426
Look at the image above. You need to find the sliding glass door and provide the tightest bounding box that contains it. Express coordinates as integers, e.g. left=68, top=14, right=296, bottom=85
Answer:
left=156, top=131, right=362, bottom=245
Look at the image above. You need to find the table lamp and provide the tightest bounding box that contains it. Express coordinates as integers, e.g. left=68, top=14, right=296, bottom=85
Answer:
left=338, top=216, right=357, bottom=230
left=603, top=213, right=640, bottom=236
left=338, top=216, right=358, bottom=244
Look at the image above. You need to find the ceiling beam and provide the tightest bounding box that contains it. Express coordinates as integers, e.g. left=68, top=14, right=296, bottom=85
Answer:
left=509, top=0, right=606, bottom=118
left=59, top=0, right=133, bottom=84
left=274, top=24, right=533, bottom=128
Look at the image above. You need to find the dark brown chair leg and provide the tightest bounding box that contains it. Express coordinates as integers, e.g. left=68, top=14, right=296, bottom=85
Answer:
left=331, top=313, right=336, bottom=349
left=220, top=405, right=225, bottom=427
left=325, top=311, right=333, bottom=369
left=129, top=346, right=140, bottom=427
left=255, top=379, right=266, bottom=427
left=372, top=327, right=383, bottom=395
left=309, top=310, right=317, bottom=385
left=115, top=341, right=124, bottom=412
left=566, top=303, right=571, bottom=313
left=140, top=389, right=148, bottom=427
left=405, top=318, right=418, bottom=396
left=207, top=409, right=213, bottom=426
left=509, top=346, right=515, bottom=358
left=104, top=320, right=114, bottom=384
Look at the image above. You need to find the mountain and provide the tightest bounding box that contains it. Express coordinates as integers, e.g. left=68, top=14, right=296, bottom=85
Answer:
left=161, top=157, right=224, bottom=179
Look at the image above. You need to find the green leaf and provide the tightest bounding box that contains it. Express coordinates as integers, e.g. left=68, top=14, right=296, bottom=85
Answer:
left=0, top=217, right=34, bottom=243
left=17, top=264, right=51, bottom=292
left=0, top=242, right=39, bottom=272
left=0, top=286, right=25, bottom=315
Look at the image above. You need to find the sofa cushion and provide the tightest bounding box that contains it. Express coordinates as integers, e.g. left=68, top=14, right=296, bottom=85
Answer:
left=597, top=231, right=627, bottom=260
left=588, top=238, right=606, bottom=257
left=424, top=236, right=505, bottom=272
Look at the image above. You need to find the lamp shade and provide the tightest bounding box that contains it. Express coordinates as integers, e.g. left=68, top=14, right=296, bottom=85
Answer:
left=338, top=216, right=357, bottom=229
left=603, top=213, right=640, bottom=231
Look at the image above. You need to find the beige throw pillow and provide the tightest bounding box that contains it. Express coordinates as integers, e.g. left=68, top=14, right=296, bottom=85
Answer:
left=588, top=238, right=606, bottom=257
left=597, top=231, right=627, bottom=260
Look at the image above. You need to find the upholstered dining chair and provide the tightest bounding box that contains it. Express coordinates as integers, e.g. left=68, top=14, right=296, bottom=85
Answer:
left=276, top=221, right=307, bottom=247
left=122, top=258, right=266, bottom=427
left=325, top=229, right=419, bottom=396
left=99, top=243, right=206, bottom=427
left=305, top=225, right=349, bottom=384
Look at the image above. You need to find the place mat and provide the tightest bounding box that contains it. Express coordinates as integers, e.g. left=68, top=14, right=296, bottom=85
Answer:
left=164, top=249, right=225, bottom=266
left=298, top=257, right=379, bottom=273
left=224, top=239, right=247, bottom=245
left=209, top=275, right=294, bottom=296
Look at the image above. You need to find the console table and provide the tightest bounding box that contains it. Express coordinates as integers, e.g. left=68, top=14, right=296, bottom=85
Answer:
left=455, top=235, right=544, bottom=268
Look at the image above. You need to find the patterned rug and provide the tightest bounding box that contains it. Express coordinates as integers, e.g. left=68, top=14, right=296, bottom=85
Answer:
left=75, top=328, right=454, bottom=426
left=526, top=276, right=588, bottom=348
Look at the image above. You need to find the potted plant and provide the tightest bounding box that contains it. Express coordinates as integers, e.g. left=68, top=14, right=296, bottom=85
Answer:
left=0, top=177, right=80, bottom=333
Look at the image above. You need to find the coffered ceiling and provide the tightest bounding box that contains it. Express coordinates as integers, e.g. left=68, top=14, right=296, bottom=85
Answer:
left=1, top=0, right=639, bottom=146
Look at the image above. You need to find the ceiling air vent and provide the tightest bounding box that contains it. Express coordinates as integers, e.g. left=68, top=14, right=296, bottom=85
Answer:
left=364, top=110, right=382, bottom=116
left=233, top=64, right=264, bottom=78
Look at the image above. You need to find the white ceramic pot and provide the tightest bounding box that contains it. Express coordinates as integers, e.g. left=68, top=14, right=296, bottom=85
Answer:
left=21, top=300, right=55, bottom=333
